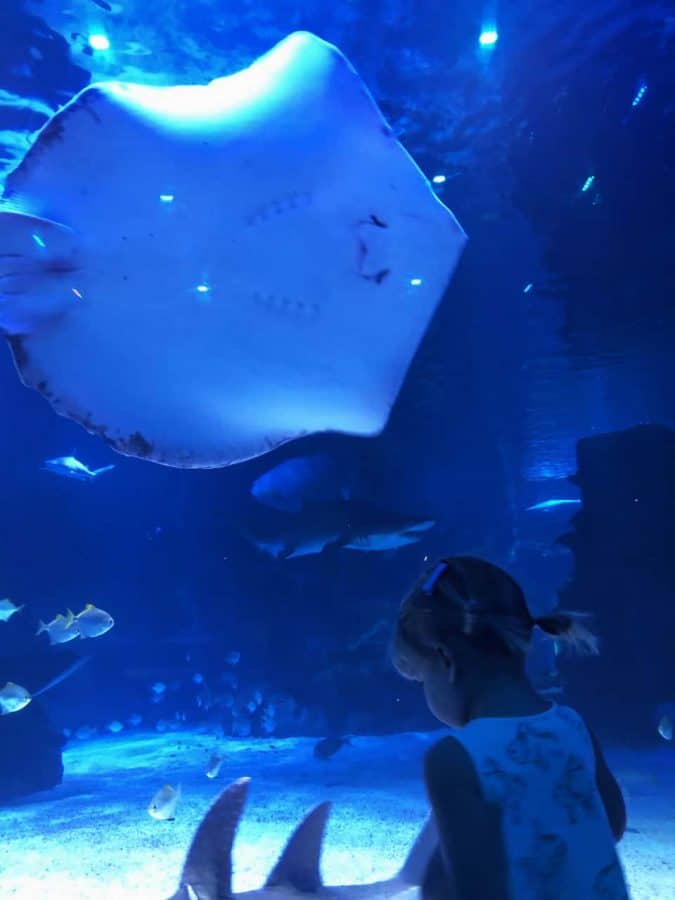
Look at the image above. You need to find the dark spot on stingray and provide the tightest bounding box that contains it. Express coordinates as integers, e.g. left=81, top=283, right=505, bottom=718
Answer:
left=313, top=736, right=350, bottom=759
left=361, top=268, right=390, bottom=285
left=118, top=431, right=154, bottom=458
left=42, top=120, right=66, bottom=145
left=90, top=0, right=113, bottom=11
left=369, top=214, right=388, bottom=228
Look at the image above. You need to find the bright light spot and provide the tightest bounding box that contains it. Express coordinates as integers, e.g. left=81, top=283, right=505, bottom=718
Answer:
left=159, top=194, right=174, bottom=203
left=32, top=233, right=46, bottom=248
left=72, top=288, right=83, bottom=299
left=527, top=498, right=581, bottom=512
left=195, top=283, right=210, bottom=294
left=88, top=33, right=110, bottom=51
left=409, top=278, right=423, bottom=286
left=581, top=175, right=595, bottom=193
left=523, top=283, right=533, bottom=293
left=631, top=83, right=647, bottom=107
left=432, top=174, right=447, bottom=184
left=479, top=29, right=499, bottom=47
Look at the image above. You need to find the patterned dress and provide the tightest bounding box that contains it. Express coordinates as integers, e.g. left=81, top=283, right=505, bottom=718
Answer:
left=450, top=704, right=630, bottom=898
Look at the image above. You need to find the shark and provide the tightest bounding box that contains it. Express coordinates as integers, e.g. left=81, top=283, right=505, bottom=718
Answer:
left=242, top=501, right=435, bottom=560
left=42, top=455, right=115, bottom=481
left=167, top=776, right=437, bottom=900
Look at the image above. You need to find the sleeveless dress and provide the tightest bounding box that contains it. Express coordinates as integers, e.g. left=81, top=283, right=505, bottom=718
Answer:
left=449, top=704, right=630, bottom=899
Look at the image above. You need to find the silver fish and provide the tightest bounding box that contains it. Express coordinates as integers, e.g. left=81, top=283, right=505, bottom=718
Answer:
left=0, top=598, right=24, bottom=622
left=73, top=604, right=114, bottom=638
left=149, top=783, right=181, bottom=821
left=0, top=681, right=32, bottom=715
left=36, top=610, right=80, bottom=644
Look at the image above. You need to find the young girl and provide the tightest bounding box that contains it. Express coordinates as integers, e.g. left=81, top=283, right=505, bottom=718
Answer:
left=391, top=555, right=629, bottom=899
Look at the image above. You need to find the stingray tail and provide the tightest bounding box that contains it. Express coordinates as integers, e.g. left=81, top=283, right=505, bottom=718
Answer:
left=0, top=209, right=80, bottom=336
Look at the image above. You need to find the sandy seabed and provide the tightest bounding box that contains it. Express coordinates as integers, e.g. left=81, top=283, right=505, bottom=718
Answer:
left=0, top=729, right=672, bottom=898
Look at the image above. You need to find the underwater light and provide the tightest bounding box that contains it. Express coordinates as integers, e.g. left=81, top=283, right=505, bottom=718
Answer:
left=479, top=29, right=499, bottom=47
left=432, top=174, right=447, bottom=184
left=527, top=498, right=581, bottom=512
left=409, top=278, right=423, bottom=286
left=581, top=175, right=595, bottom=193
left=159, top=193, right=175, bottom=203
left=631, top=83, right=647, bottom=108
left=32, top=233, right=46, bottom=248
left=71, top=288, right=83, bottom=299
left=523, top=283, right=533, bottom=293
left=195, top=283, right=210, bottom=294
left=88, top=33, right=111, bottom=51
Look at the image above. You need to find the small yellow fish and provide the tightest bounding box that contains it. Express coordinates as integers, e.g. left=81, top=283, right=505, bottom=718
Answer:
left=36, top=610, right=80, bottom=644
left=658, top=715, right=673, bottom=741
left=205, top=753, right=224, bottom=779
left=0, top=598, right=24, bottom=623
left=0, top=682, right=32, bottom=715
left=73, top=604, right=114, bottom=639
left=148, top=783, right=181, bottom=820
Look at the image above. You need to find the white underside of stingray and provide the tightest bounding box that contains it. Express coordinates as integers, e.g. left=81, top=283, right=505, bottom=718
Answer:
left=0, top=31, right=466, bottom=468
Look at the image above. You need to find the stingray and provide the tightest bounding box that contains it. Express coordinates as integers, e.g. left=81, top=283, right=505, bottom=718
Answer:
left=0, top=31, right=466, bottom=468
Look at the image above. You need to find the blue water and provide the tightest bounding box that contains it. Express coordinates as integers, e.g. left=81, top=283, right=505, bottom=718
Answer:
left=1, top=0, right=674, bottom=896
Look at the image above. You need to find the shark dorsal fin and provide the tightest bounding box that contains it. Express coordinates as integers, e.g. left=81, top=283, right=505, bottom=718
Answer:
left=398, top=815, right=438, bottom=885
left=265, top=801, right=331, bottom=892
left=178, top=777, right=250, bottom=900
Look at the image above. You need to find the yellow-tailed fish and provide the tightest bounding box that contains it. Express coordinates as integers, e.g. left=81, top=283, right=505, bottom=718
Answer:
left=36, top=610, right=80, bottom=644
left=73, top=603, right=114, bottom=639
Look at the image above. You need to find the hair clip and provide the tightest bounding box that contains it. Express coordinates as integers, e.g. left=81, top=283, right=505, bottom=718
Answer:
left=422, top=561, right=448, bottom=596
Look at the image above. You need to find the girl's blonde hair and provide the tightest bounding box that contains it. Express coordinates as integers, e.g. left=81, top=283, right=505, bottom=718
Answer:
left=392, top=556, right=598, bottom=679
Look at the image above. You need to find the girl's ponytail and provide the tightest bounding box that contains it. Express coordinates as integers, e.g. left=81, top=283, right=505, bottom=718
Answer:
left=533, top=610, right=599, bottom=655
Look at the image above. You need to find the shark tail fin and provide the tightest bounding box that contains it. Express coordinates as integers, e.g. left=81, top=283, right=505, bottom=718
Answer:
left=36, top=620, right=47, bottom=636
left=265, top=801, right=331, bottom=892
left=93, top=465, right=115, bottom=476
left=179, top=777, right=249, bottom=899
left=398, top=815, right=438, bottom=885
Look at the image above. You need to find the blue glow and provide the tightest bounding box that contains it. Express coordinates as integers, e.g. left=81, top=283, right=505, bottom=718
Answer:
left=159, top=194, right=175, bottom=203
left=523, top=283, right=533, bottom=293
left=32, top=233, right=46, bottom=248
left=71, top=288, right=83, bottom=299
left=479, top=29, right=499, bottom=47
left=631, top=83, right=647, bottom=107
left=195, top=284, right=210, bottom=294
left=409, top=278, right=423, bottom=286
left=88, top=33, right=111, bottom=52
left=432, top=174, right=446, bottom=184
left=581, top=175, right=595, bottom=193
left=527, top=498, right=581, bottom=512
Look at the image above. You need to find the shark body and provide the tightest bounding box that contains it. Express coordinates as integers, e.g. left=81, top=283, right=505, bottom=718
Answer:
left=168, top=777, right=436, bottom=900
left=42, top=455, right=115, bottom=481
left=243, top=501, right=435, bottom=560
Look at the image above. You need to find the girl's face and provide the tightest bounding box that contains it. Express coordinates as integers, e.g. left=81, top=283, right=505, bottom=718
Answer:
left=420, top=648, right=467, bottom=728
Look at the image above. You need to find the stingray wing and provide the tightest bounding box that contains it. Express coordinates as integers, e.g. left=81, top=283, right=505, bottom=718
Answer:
left=1, top=32, right=466, bottom=468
